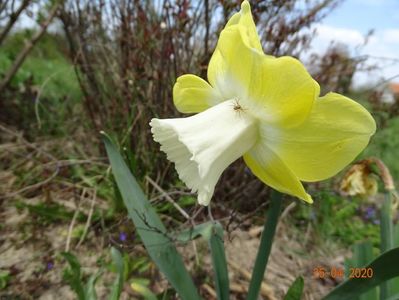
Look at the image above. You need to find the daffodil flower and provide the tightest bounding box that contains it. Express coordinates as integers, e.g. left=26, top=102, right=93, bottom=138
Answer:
left=150, top=1, right=376, bottom=206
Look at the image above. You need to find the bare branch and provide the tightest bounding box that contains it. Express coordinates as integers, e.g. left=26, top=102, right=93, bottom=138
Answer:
left=0, top=2, right=61, bottom=92
left=0, top=0, right=31, bottom=46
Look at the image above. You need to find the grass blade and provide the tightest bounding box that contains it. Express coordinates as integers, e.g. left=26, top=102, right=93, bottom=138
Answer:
left=392, top=223, right=399, bottom=295
left=283, top=276, right=304, bottom=300
left=246, top=190, right=283, bottom=300
left=385, top=293, right=399, bottom=300
left=61, top=252, right=85, bottom=300
left=176, top=221, right=229, bottom=299
left=381, top=192, right=394, bottom=299
left=84, top=271, right=102, bottom=300
left=131, top=280, right=158, bottom=300
left=110, top=247, right=125, bottom=300
left=352, top=242, right=378, bottom=300
left=323, top=247, right=399, bottom=300
left=175, top=221, right=214, bottom=243
left=102, top=133, right=200, bottom=300
left=208, top=222, right=229, bottom=300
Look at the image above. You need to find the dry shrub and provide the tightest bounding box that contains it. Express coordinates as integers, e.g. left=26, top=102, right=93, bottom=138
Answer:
left=59, top=0, right=339, bottom=206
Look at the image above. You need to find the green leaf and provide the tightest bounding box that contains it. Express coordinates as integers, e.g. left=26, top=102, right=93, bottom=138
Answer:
left=176, top=221, right=229, bottom=299
left=102, top=133, right=200, bottom=300
left=283, top=276, right=304, bottom=300
left=392, top=223, right=399, bottom=295
left=381, top=193, right=394, bottom=299
left=110, top=247, right=125, bottom=300
left=131, top=280, right=158, bottom=300
left=84, top=270, right=102, bottom=300
left=61, top=252, right=85, bottom=300
left=208, top=223, right=229, bottom=300
left=247, top=190, right=283, bottom=300
left=0, top=270, right=10, bottom=290
left=175, top=221, right=214, bottom=243
left=385, top=293, right=399, bottom=300
left=394, top=222, right=399, bottom=248
left=323, top=247, right=399, bottom=300
left=351, top=242, right=378, bottom=300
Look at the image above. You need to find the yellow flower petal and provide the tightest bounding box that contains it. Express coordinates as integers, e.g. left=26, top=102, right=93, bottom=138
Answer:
left=173, top=74, right=221, bottom=113
left=208, top=25, right=319, bottom=127
left=207, top=25, right=254, bottom=100
left=224, top=0, right=263, bottom=51
left=243, top=142, right=313, bottom=203
left=263, top=93, right=376, bottom=182
left=207, top=1, right=264, bottom=97
left=245, top=55, right=320, bottom=127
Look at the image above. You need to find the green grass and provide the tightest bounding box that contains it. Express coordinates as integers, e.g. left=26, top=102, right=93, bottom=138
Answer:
left=362, top=116, right=399, bottom=180
left=0, top=31, right=82, bottom=136
left=294, top=191, right=380, bottom=248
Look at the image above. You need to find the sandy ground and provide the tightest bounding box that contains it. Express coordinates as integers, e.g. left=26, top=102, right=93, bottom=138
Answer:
left=0, top=126, right=345, bottom=299
left=0, top=193, right=345, bottom=299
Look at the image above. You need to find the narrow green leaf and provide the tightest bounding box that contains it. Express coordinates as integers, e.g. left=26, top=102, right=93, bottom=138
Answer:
left=351, top=242, right=378, bottom=300
left=102, top=133, right=200, bottom=300
left=61, top=252, right=85, bottom=300
left=131, top=280, right=158, bottom=300
left=323, top=247, right=399, bottom=300
left=84, top=270, right=102, bottom=300
left=394, top=222, right=399, bottom=248
left=283, top=276, right=304, bottom=300
left=208, top=223, right=229, bottom=300
left=343, top=258, right=359, bottom=300
left=110, top=247, right=125, bottom=300
left=175, top=221, right=214, bottom=243
left=385, top=293, right=399, bottom=300
left=381, top=193, right=394, bottom=299
left=0, top=270, right=10, bottom=290
left=176, top=221, right=229, bottom=299
left=247, top=190, right=283, bottom=300
left=392, top=223, right=399, bottom=295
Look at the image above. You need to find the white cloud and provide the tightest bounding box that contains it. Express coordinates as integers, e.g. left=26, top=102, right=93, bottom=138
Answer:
left=314, top=25, right=365, bottom=47
left=307, top=25, right=399, bottom=87
left=381, top=29, right=399, bottom=44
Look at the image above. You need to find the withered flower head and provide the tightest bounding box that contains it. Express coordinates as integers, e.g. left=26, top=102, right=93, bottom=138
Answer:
left=340, top=160, right=378, bottom=197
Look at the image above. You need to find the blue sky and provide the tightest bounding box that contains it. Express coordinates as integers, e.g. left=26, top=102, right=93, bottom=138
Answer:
left=309, top=0, right=399, bottom=86
left=326, top=0, right=399, bottom=33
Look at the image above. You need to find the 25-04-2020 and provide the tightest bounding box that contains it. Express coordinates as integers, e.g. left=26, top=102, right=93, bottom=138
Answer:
left=313, top=266, right=374, bottom=279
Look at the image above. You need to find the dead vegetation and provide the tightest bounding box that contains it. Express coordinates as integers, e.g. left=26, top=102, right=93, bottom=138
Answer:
left=0, top=123, right=345, bottom=299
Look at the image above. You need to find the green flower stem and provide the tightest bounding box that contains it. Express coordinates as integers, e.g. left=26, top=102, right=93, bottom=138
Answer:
left=247, top=190, right=283, bottom=300
left=380, top=191, right=393, bottom=299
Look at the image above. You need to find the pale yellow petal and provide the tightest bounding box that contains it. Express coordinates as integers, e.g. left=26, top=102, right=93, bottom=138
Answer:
left=243, top=142, right=313, bottom=203
left=224, top=1, right=262, bottom=51
left=207, top=0, right=264, bottom=96
left=263, top=93, right=376, bottom=182
left=208, top=24, right=319, bottom=127
left=207, top=25, right=256, bottom=100
left=173, top=74, right=221, bottom=113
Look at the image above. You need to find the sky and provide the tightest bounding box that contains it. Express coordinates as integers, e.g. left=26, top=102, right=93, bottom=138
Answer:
left=309, top=0, right=399, bottom=86
left=10, top=0, right=398, bottom=87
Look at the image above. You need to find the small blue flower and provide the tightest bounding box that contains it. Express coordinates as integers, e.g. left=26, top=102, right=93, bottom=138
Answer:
left=119, top=232, right=127, bottom=242
left=373, top=219, right=380, bottom=225
left=364, top=206, right=376, bottom=220
left=47, top=262, right=54, bottom=270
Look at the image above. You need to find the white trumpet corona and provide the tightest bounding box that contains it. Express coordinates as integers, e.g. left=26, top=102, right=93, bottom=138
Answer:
left=150, top=100, right=258, bottom=205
